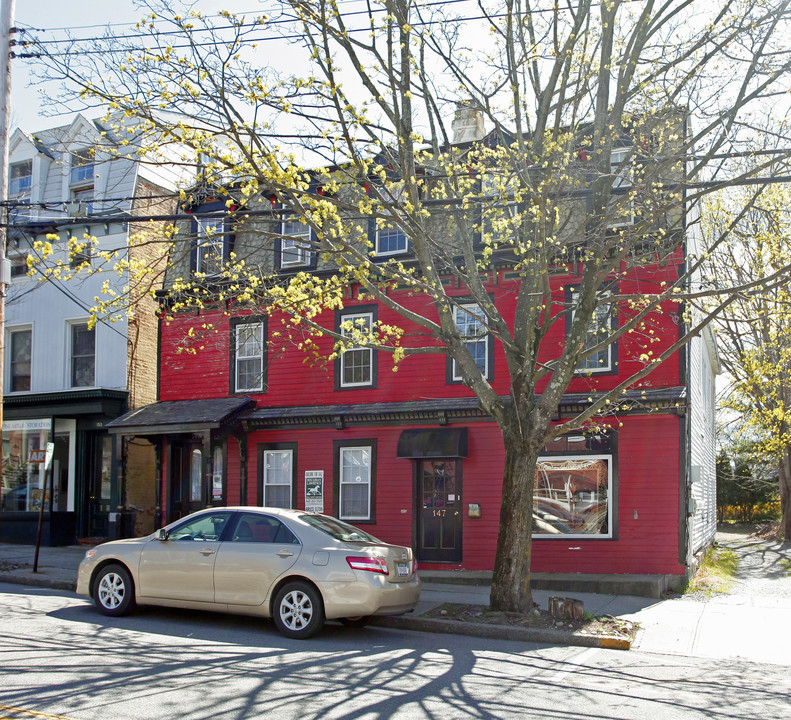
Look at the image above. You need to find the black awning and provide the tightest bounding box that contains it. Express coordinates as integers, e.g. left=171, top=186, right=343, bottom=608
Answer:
left=106, top=397, right=254, bottom=435
left=396, top=428, right=468, bottom=459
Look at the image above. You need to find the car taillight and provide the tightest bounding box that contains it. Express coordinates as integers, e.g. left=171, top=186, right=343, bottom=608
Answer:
left=412, top=558, right=418, bottom=574
left=347, top=556, right=389, bottom=574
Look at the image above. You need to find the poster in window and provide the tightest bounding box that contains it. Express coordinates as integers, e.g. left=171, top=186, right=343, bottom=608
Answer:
left=305, top=470, right=324, bottom=513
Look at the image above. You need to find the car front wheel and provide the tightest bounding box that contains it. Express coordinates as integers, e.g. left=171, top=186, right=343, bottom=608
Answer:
left=93, top=564, right=136, bottom=617
left=273, top=581, right=325, bottom=639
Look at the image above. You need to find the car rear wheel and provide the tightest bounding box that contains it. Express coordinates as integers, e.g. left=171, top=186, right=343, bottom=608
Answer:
left=340, top=616, right=371, bottom=628
left=273, top=581, right=325, bottom=639
left=93, top=564, right=136, bottom=617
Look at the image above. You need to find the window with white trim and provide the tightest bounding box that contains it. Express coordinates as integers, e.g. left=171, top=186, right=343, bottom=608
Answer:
left=9, top=161, right=32, bottom=196
left=570, top=289, right=616, bottom=373
left=233, top=320, right=265, bottom=393
left=70, top=149, right=94, bottom=186
left=374, top=185, right=408, bottom=256
left=195, top=217, right=225, bottom=275
left=262, top=449, right=293, bottom=508
left=338, top=445, right=372, bottom=520
left=452, top=303, right=489, bottom=380
left=608, top=147, right=634, bottom=227
left=70, top=322, right=95, bottom=388
left=280, top=217, right=312, bottom=267
left=534, top=433, right=614, bottom=538
left=8, top=327, right=31, bottom=392
left=339, top=311, right=374, bottom=388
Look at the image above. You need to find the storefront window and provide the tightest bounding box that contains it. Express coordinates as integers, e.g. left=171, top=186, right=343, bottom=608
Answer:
left=533, top=433, right=613, bottom=538
left=1, top=419, right=51, bottom=512
left=190, top=449, right=202, bottom=502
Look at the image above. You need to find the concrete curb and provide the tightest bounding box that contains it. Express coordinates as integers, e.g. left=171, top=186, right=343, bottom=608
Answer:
left=1, top=567, right=632, bottom=649
left=0, top=570, right=76, bottom=592
left=373, top=614, right=632, bottom=650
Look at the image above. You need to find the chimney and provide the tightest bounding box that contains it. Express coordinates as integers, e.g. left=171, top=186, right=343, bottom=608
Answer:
left=452, top=103, right=485, bottom=144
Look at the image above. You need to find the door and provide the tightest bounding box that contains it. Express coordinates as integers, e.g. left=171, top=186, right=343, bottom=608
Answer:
left=417, top=459, right=462, bottom=562
left=169, top=441, right=206, bottom=522
left=214, top=512, right=301, bottom=606
left=139, top=510, right=232, bottom=602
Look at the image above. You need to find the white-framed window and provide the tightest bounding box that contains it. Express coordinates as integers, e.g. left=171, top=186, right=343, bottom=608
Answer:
left=339, top=445, right=371, bottom=520
left=452, top=303, right=489, bottom=380
left=280, top=217, right=312, bottom=267
left=233, top=321, right=265, bottom=393
left=8, top=327, right=31, bottom=392
left=608, top=146, right=634, bottom=227
left=262, top=449, right=293, bottom=508
left=9, top=160, right=32, bottom=196
left=70, top=148, right=94, bottom=186
left=195, top=217, right=225, bottom=275
left=339, top=311, right=374, bottom=387
left=533, top=453, right=613, bottom=538
left=69, top=322, right=95, bottom=388
left=70, top=187, right=94, bottom=216
left=571, top=289, right=616, bottom=373
left=374, top=185, right=408, bottom=256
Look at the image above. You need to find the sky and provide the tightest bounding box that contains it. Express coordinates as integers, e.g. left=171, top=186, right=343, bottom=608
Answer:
left=10, top=0, right=274, bottom=133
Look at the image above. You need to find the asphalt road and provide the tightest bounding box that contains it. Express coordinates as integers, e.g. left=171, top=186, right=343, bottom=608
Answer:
left=1, top=582, right=789, bottom=720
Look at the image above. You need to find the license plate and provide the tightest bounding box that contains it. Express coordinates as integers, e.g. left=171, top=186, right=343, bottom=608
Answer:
left=396, top=562, right=409, bottom=577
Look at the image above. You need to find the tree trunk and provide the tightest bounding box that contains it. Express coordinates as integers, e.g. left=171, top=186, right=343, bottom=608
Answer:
left=780, top=445, right=791, bottom=541
left=489, top=428, right=539, bottom=612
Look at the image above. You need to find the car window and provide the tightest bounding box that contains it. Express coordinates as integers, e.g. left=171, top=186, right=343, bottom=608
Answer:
left=231, top=513, right=299, bottom=544
left=299, top=514, right=382, bottom=543
left=168, top=512, right=232, bottom=542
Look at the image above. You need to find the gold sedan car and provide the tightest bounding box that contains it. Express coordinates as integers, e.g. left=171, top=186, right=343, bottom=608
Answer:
left=76, top=507, right=421, bottom=639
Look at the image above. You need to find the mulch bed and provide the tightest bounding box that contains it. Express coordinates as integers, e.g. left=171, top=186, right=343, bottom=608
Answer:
left=422, top=602, right=637, bottom=640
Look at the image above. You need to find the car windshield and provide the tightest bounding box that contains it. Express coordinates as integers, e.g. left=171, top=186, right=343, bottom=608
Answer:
left=299, top=514, right=382, bottom=543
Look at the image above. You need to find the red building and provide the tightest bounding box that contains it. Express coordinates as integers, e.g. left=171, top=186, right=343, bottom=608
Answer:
left=108, top=230, right=719, bottom=586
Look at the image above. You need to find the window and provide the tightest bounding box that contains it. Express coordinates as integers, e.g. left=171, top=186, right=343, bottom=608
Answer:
left=534, top=433, right=614, bottom=538
left=608, top=147, right=634, bottom=227
left=337, top=308, right=376, bottom=388
left=195, top=217, right=225, bottom=275
left=70, top=322, right=95, bottom=387
left=70, top=149, right=94, bottom=186
left=211, top=446, right=224, bottom=501
left=8, top=328, right=31, bottom=392
left=569, top=288, right=617, bottom=374
left=9, top=161, right=31, bottom=195
left=190, top=449, right=203, bottom=502
left=69, top=232, right=93, bottom=268
left=372, top=184, right=408, bottom=256
left=280, top=217, right=313, bottom=267
left=262, top=449, right=293, bottom=508
left=231, top=512, right=298, bottom=543
left=451, top=303, right=489, bottom=381
left=168, top=511, right=232, bottom=542
left=335, top=441, right=376, bottom=522
left=232, top=319, right=265, bottom=393
left=70, top=187, right=94, bottom=216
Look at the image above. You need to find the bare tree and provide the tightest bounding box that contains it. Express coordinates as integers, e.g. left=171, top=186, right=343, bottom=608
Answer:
left=26, top=0, right=791, bottom=610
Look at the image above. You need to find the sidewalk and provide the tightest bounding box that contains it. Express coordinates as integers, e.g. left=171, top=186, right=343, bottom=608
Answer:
left=1, top=542, right=789, bottom=664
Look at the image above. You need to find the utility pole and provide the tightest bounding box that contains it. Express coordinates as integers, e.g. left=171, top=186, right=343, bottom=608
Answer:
left=0, top=0, right=15, bottom=435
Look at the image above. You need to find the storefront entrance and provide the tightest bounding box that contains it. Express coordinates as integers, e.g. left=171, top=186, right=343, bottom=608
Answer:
left=168, top=440, right=207, bottom=522
left=416, top=458, right=463, bottom=562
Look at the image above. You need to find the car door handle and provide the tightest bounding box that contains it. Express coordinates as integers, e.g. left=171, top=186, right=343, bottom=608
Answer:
left=277, top=550, right=294, bottom=558
left=200, top=548, right=216, bottom=556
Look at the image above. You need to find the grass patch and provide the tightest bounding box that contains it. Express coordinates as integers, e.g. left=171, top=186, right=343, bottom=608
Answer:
left=779, top=558, right=791, bottom=576
left=685, top=545, right=738, bottom=596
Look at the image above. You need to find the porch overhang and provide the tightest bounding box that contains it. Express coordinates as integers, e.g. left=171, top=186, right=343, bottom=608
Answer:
left=106, top=397, right=254, bottom=436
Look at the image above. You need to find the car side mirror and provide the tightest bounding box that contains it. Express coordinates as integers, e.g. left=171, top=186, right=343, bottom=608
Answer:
left=157, top=529, right=169, bottom=541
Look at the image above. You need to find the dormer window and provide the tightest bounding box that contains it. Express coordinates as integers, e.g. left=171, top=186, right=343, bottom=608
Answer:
left=9, top=161, right=32, bottom=195
left=195, top=217, right=225, bottom=276
left=280, top=217, right=312, bottom=268
left=70, top=149, right=94, bottom=186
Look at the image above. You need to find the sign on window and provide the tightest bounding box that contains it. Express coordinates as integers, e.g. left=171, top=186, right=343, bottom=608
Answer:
left=305, top=470, right=324, bottom=513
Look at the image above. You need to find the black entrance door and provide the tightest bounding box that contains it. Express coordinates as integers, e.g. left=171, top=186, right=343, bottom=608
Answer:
left=168, top=442, right=205, bottom=522
left=417, top=459, right=462, bottom=562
